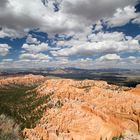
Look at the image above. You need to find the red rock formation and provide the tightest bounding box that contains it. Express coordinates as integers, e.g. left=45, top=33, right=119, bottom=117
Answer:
left=0, top=74, right=45, bottom=88
left=23, top=79, right=140, bottom=140
left=129, top=84, right=140, bottom=96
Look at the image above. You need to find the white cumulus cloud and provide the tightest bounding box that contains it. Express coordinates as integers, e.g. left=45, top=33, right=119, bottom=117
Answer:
left=19, top=53, right=51, bottom=61
left=22, top=42, right=49, bottom=53
left=0, top=44, right=11, bottom=56
left=97, top=54, right=121, bottom=61
left=52, top=32, right=140, bottom=57
left=107, top=6, right=138, bottom=27
left=26, top=34, right=40, bottom=44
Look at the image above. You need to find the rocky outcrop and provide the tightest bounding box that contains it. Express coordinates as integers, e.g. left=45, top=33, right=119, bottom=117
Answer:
left=0, top=74, right=45, bottom=89
left=23, top=79, right=140, bottom=140
left=129, top=84, right=140, bottom=96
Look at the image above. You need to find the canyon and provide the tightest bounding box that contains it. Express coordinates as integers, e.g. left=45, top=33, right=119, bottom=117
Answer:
left=0, top=75, right=140, bottom=140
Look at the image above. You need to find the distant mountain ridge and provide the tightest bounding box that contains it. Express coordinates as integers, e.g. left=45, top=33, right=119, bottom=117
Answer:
left=0, top=68, right=140, bottom=87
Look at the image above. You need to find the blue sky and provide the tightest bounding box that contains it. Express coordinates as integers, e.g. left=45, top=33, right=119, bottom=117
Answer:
left=0, top=0, right=140, bottom=69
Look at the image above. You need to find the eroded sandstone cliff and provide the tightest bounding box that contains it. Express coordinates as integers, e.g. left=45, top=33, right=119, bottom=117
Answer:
left=23, top=79, right=140, bottom=140
left=0, top=74, right=45, bottom=89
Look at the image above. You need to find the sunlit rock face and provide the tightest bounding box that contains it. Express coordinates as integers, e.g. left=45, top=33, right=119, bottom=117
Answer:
left=129, top=84, right=140, bottom=96
left=0, top=74, right=45, bottom=89
left=23, top=79, right=140, bottom=140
